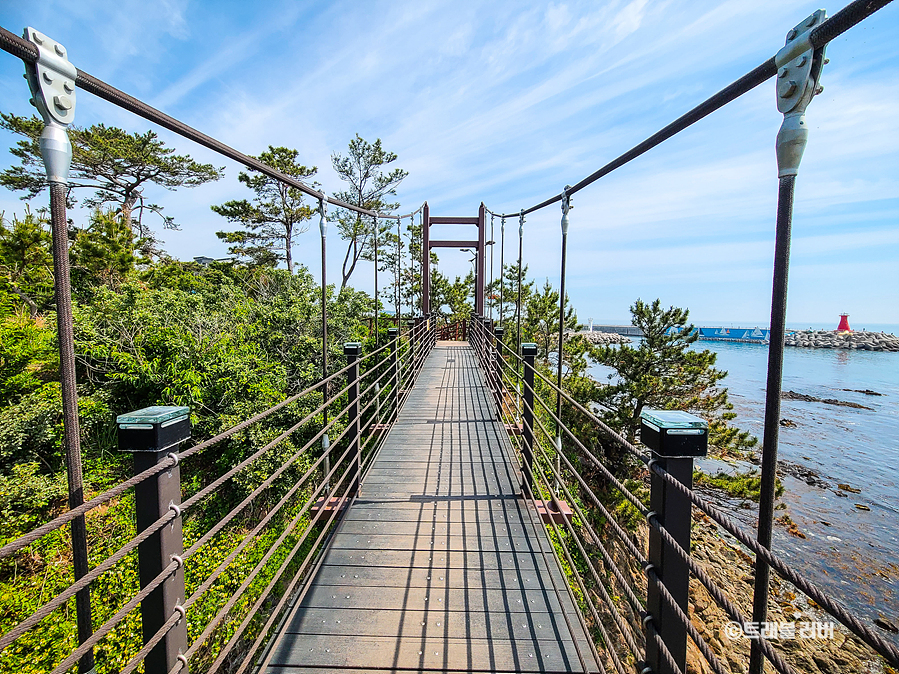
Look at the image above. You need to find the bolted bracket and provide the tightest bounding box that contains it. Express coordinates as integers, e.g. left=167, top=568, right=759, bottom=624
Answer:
left=774, top=9, right=828, bottom=177
left=560, top=185, right=573, bottom=235
left=23, top=28, right=77, bottom=185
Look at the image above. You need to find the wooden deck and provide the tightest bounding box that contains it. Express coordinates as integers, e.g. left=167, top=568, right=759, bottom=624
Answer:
left=262, top=342, right=599, bottom=673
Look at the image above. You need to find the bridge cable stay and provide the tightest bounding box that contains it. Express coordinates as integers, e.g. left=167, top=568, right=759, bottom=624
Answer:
left=487, top=0, right=892, bottom=220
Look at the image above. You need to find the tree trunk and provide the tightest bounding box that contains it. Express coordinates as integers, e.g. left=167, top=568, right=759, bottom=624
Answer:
left=285, top=224, right=293, bottom=274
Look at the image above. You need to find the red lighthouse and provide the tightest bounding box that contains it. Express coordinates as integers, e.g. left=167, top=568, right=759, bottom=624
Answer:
left=837, top=313, right=852, bottom=332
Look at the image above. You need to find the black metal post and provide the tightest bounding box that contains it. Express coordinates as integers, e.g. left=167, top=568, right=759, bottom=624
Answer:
left=396, top=217, right=401, bottom=322
left=388, top=327, right=399, bottom=413
left=373, top=214, right=379, bottom=345
left=345, top=343, right=362, bottom=494
left=319, top=201, right=330, bottom=492
left=521, top=343, right=537, bottom=497
left=48, top=182, right=95, bottom=674
left=556, top=188, right=571, bottom=437
left=646, top=456, right=694, bottom=674
left=489, top=214, right=494, bottom=321
left=517, top=210, right=524, bottom=356
left=500, top=217, right=505, bottom=329
left=748, top=174, right=796, bottom=673
left=117, top=407, right=190, bottom=673
left=493, top=327, right=505, bottom=411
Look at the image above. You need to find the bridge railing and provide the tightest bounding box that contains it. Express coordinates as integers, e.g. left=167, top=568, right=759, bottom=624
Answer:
left=0, top=320, right=435, bottom=673
left=469, top=316, right=899, bottom=674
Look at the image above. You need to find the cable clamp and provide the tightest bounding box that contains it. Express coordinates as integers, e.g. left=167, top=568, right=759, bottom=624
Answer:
left=176, top=653, right=189, bottom=670
left=644, top=510, right=658, bottom=525
left=23, top=27, right=77, bottom=127
left=318, top=195, right=328, bottom=237
left=170, top=554, right=184, bottom=569
left=169, top=502, right=182, bottom=519
left=167, top=452, right=180, bottom=467
left=642, top=613, right=655, bottom=627
left=774, top=9, right=828, bottom=177
left=173, top=604, right=186, bottom=622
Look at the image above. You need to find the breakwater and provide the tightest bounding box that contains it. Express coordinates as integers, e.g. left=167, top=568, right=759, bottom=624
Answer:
left=785, top=330, right=899, bottom=352
left=571, top=330, right=632, bottom=344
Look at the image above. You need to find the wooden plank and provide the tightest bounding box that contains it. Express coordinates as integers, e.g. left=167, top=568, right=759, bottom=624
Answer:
left=266, top=634, right=582, bottom=672
left=264, top=344, right=599, bottom=674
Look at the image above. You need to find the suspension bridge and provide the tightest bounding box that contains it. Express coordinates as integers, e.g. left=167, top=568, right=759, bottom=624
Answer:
left=1, top=2, right=898, bottom=674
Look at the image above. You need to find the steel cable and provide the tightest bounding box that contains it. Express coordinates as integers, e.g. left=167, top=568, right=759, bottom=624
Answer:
left=0, top=357, right=359, bottom=560
left=486, top=0, right=894, bottom=218
left=47, top=558, right=180, bottom=674
left=0, top=26, right=425, bottom=221
left=0, top=508, right=176, bottom=653
left=649, top=461, right=899, bottom=668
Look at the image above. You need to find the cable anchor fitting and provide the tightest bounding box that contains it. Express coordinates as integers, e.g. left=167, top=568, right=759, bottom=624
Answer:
left=774, top=9, right=828, bottom=177
left=23, top=28, right=77, bottom=185
left=318, top=196, right=328, bottom=238
left=518, top=209, right=525, bottom=238
left=560, top=185, right=572, bottom=235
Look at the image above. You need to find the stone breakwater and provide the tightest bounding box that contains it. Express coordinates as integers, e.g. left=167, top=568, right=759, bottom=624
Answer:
left=785, top=330, right=899, bottom=352
left=569, top=330, right=632, bottom=345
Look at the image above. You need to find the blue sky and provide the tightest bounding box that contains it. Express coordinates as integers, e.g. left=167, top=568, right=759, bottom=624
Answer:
left=1, top=0, right=897, bottom=327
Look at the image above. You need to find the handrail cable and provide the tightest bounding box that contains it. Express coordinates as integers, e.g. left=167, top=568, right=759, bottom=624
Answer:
left=476, top=318, right=899, bottom=668
left=0, top=27, right=422, bottom=221
left=487, top=0, right=893, bottom=218
left=477, top=320, right=793, bottom=674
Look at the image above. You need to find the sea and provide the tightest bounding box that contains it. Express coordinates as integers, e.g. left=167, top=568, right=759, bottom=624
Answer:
left=587, top=323, right=899, bottom=643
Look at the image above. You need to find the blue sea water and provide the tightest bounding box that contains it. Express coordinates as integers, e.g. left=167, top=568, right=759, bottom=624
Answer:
left=588, top=333, right=899, bottom=639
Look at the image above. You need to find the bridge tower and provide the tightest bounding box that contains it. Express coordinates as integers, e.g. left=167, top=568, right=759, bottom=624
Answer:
left=421, top=202, right=487, bottom=316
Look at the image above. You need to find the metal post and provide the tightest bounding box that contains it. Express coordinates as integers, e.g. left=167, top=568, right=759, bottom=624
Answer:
left=373, top=213, right=379, bottom=345
left=388, top=327, right=399, bottom=413
left=500, top=217, right=505, bottom=329
left=493, top=327, right=505, bottom=410
left=345, top=343, right=362, bottom=495
left=556, top=187, right=571, bottom=434
left=396, top=217, right=401, bottom=323
left=646, top=456, right=694, bottom=674
left=23, top=29, right=94, bottom=672
left=476, top=203, right=486, bottom=315
left=117, top=407, right=190, bottom=673
left=516, top=209, right=524, bottom=356
left=489, top=214, right=495, bottom=321
left=318, top=198, right=330, bottom=493
left=521, top=343, right=537, bottom=497
left=422, top=202, right=430, bottom=315
left=555, top=188, right=572, bottom=495
left=750, top=15, right=827, bottom=673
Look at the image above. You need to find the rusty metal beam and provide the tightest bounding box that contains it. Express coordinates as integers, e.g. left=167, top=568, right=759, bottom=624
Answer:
left=429, top=216, right=479, bottom=225
left=429, top=240, right=479, bottom=248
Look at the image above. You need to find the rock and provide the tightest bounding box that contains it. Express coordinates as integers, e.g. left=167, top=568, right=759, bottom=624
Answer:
left=779, top=418, right=797, bottom=428
left=837, top=483, right=860, bottom=493
left=854, top=504, right=870, bottom=511
left=874, top=617, right=899, bottom=633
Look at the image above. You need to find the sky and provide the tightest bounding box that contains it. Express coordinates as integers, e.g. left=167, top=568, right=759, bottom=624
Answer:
left=0, top=0, right=896, bottom=327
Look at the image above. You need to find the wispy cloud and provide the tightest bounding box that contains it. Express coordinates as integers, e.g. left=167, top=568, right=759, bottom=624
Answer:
left=0, top=0, right=896, bottom=323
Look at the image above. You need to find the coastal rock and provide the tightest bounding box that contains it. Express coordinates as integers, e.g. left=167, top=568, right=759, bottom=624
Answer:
left=781, top=390, right=874, bottom=411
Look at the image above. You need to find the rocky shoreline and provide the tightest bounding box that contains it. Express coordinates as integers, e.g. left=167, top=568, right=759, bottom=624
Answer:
left=570, top=330, right=632, bottom=345
left=785, top=330, right=899, bottom=352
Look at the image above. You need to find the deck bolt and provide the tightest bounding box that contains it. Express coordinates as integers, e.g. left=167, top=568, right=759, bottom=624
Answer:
left=54, top=44, right=65, bottom=56
left=782, top=81, right=798, bottom=97
left=42, top=71, right=53, bottom=83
